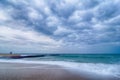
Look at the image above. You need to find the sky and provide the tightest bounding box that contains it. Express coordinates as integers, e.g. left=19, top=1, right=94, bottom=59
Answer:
left=0, top=0, right=120, bottom=54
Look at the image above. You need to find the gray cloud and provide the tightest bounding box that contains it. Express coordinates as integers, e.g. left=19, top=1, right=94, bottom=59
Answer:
left=0, top=0, right=120, bottom=53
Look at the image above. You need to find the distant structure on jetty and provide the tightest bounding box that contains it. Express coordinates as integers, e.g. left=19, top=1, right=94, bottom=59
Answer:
left=10, top=52, right=13, bottom=54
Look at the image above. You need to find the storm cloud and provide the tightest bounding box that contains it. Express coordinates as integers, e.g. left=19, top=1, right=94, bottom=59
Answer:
left=0, top=0, right=120, bottom=53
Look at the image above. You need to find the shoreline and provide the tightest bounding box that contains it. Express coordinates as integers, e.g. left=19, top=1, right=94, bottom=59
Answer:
left=0, top=62, right=88, bottom=80
left=0, top=60, right=119, bottom=80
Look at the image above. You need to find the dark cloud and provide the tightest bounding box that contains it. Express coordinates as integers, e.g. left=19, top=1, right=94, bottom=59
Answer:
left=0, top=0, right=120, bottom=53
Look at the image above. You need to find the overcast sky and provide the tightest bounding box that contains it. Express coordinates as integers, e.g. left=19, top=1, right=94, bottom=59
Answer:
left=0, top=0, right=120, bottom=54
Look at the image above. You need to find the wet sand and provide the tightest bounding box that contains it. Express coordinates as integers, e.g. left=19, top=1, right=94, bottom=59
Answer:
left=0, top=62, right=119, bottom=80
left=0, top=62, right=88, bottom=80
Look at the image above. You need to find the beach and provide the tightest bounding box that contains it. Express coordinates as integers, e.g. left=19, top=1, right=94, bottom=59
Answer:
left=0, top=61, right=119, bottom=80
left=0, top=62, right=88, bottom=80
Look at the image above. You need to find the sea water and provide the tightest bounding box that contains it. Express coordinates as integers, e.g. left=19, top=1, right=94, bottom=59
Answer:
left=0, top=54, right=120, bottom=78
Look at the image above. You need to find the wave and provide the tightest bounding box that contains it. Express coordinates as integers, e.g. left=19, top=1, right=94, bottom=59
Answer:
left=0, top=59, right=120, bottom=78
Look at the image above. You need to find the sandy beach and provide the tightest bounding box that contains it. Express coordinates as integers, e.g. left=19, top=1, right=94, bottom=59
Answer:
left=0, top=62, right=88, bottom=80
left=0, top=62, right=119, bottom=80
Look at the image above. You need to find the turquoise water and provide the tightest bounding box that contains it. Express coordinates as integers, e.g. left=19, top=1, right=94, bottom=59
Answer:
left=24, top=54, right=120, bottom=64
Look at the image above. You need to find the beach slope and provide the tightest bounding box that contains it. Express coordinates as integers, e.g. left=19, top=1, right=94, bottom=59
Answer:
left=0, top=62, right=87, bottom=80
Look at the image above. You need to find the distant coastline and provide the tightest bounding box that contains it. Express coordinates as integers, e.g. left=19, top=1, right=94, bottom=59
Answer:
left=0, top=53, right=20, bottom=57
left=0, top=53, right=22, bottom=59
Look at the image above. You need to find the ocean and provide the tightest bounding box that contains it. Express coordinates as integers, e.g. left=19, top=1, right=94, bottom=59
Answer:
left=0, top=54, right=120, bottom=79
left=24, top=54, right=120, bottom=64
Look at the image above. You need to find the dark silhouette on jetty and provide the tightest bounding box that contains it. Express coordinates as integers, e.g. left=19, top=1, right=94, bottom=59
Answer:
left=10, top=54, right=61, bottom=59
left=0, top=53, right=61, bottom=59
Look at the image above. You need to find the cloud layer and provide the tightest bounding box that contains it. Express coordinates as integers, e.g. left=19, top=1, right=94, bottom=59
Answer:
left=0, top=0, right=120, bottom=53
